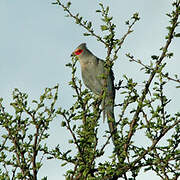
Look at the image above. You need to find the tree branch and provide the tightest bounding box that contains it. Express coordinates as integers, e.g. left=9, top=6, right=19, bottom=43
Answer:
left=55, top=0, right=107, bottom=45
left=124, top=2, right=180, bottom=152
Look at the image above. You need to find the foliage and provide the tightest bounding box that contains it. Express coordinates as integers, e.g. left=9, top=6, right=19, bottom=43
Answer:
left=0, top=0, right=180, bottom=180
left=0, top=86, right=58, bottom=179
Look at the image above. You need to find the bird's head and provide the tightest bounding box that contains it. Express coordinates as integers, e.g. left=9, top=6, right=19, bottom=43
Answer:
left=71, top=43, right=87, bottom=58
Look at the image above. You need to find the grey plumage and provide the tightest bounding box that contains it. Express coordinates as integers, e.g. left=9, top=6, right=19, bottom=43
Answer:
left=72, top=43, right=119, bottom=145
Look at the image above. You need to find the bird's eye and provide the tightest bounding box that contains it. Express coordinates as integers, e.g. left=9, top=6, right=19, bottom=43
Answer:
left=74, top=49, right=83, bottom=55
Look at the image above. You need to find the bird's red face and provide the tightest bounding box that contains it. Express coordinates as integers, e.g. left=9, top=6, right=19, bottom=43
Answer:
left=74, top=48, right=83, bottom=56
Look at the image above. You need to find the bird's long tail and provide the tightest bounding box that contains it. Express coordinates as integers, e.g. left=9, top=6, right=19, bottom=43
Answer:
left=103, top=69, right=120, bottom=157
left=105, top=96, right=120, bottom=150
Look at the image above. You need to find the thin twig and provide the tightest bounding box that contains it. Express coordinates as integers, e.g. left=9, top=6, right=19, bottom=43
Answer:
left=124, top=3, right=180, bottom=152
left=113, top=18, right=138, bottom=60
left=55, top=0, right=107, bottom=45
left=127, top=54, right=180, bottom=84
left=121, top=118, right=180, bottom=172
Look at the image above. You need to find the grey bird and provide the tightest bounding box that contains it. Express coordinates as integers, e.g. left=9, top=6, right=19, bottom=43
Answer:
left=71, top=43, right=119, bottom=146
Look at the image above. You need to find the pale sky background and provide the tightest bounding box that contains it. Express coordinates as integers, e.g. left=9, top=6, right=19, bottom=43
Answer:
left=0, top=0, right=180, bottom=179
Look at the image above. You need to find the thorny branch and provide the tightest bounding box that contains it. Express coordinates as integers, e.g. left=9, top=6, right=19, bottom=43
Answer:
left=124, top=1, right=180, bottom=153
left=55, top=0, right=107, bottom=45
left=126, top=54, right=180, bottom=84
left=117, top=118, right=180, bottom=175
left=113, top=16, right=139, bottom=61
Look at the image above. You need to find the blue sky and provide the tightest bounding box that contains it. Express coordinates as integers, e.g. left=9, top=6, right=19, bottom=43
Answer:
left=0, top=0, right=179, bottom=179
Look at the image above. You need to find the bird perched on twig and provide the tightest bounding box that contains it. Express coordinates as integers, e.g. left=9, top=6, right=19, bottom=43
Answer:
left=71, top=43, right=119, bottom=146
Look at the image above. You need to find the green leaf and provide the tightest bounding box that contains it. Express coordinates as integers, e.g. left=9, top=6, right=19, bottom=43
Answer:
left=68, top=139, right=73, bottom=144
left=166, top=52, right=173, bottom=58
left=132, top=12, right=140, bottom=20
left=83, top=20, right=87, bottom=25
left=65, top=63, right=72, bottom=67
left=0, top=97, right=3, bottom=103
left=96, top=10, right=101, bottom=13
left=52, top=2, right=58, bottom=5
left=125, top=20, right=129, bottom=25
left=32, top=100, right=38, bottom=104
left=151, top=55, right=159, bottom=60
left=72, top=125, right=76, bottom=131
left=87, top=22, right=92, bottom=29
left=61, top=162, right=67, bottom=167
left=106, top=6, right=109, bottom=14
left=83, top=33, right=91, bottom=36
left=61, top=121, right=66, bottom=127
left=105, top=16, right=113, bottom=22
left=99, top=3, right=103, bottom=8
left=101, top=25, right=108, bottom=31
left=66, top=2, right=71, bottom=9
left=175, top=33, right=180, bottom=37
